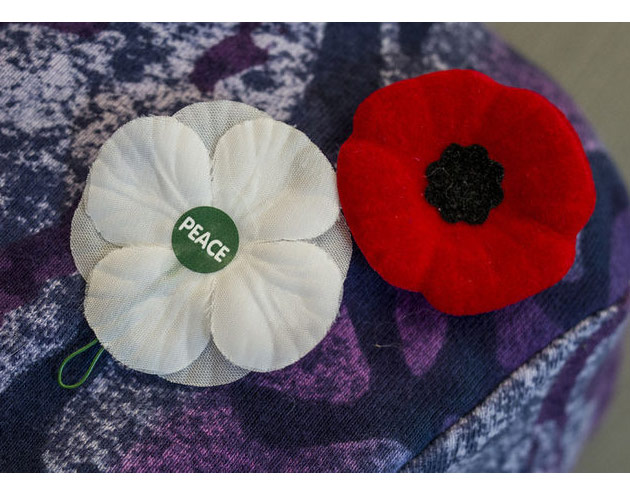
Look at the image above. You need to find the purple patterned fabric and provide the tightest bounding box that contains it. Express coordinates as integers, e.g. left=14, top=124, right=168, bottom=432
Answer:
left=0, top=22, right=629, bottom=472
left=402, top=297, right=629, bottom=472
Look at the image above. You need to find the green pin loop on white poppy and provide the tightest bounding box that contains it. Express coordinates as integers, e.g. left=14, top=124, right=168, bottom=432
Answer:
left=57, top=338, right=105, bottom=389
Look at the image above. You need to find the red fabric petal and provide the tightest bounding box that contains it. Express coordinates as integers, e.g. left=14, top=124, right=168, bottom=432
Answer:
left=419, top=205, right=577, bottom=315
left=479, top=85, right=596, bottom=237
left=337, top=140, right=440, bottom=290
left=337, top=69, right=596, bottom=316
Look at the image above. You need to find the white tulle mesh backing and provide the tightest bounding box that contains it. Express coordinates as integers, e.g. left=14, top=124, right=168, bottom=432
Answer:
left=69, top=101, right=353, bottom=386
left=162, top=340, right=250, bottom=387
left=173, top=101, right=269, bottom=156
left=71, top=192, right=118, bottom=280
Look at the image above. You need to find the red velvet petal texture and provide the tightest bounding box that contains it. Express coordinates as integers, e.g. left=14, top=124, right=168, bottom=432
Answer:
left=337, top=70, right=596, bottom=316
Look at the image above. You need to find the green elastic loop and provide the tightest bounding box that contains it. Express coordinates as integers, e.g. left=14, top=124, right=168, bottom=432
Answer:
left=57, top=339, right=105, bottom=389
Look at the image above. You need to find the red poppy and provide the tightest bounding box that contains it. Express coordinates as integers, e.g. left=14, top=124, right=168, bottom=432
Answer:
left=337, top=70, right=596, bottom=316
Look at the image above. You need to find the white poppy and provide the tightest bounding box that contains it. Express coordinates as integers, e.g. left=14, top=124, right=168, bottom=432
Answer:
left=70, top=101, right=352, bottom=387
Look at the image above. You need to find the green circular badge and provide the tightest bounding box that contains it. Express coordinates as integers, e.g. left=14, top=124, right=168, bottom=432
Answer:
left=172, top=206, right=239, bottom=273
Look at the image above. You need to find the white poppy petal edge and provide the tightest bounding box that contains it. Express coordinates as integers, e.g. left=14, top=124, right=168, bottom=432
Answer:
left=85, top=246, right=214, bottom=375
left=211, top=240, right=344, bottom=372
left=211, top=118, right=339, bottom=243
left=161, top=339, right=249, bottom=386
left=174, top=100, right=270, bottom=157
left=87, top=116, right=214, bottom=247
left=70, top=182, right=118, bottom=279
left=306, top=214, right=353, bottom=280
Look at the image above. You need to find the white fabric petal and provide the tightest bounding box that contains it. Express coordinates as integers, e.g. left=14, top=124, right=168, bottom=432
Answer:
left=85, top=246, right=214, bottom=375
left=161, top=340, right=249, bottom=386
left=173, top=100, right=269, bottom=157
left=211, top=118, right=339, bottom=242
left=211, top=240, right=344, bottom=372
left=86, top=116, right=213, bottom=247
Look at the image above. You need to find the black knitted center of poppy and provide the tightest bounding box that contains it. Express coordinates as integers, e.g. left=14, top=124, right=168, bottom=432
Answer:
left=424, top=143, right=504, bottom=225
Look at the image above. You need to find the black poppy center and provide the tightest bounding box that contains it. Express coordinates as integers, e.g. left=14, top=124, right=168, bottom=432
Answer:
left=424, top=143, right=504, bottom=225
